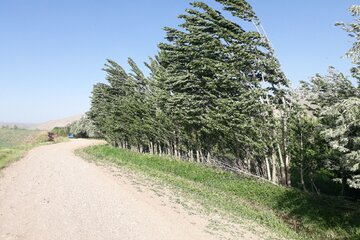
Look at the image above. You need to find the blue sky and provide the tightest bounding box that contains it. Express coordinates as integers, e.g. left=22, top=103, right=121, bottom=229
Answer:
left=0, top=0, right=358, bottom=123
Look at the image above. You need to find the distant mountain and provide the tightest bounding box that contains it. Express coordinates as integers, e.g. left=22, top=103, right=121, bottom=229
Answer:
left=0, top=114, right=84, bottom=131
left=33, top=114, right=84, bottom=131
left=0, top=122, right=36, bottom=129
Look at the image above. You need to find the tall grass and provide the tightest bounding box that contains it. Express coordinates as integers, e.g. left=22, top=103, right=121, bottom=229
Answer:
left=80, top=145, right=360, bottom=240
left=0, top=128, right=47, bottom=168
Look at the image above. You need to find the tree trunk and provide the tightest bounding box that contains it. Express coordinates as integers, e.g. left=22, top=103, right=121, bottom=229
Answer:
left=246, top=158, right=251, bottom=172
left=277, top=146, right=284, bottom=184
left=281, top=96, right=290, bottom=186
left=285, top=155, right=291, bottom=186
left=149, top=142, right=154, bottom=154
left=159, top=144, right=163, bottom=156
left=265, top=155, right=271, bottom=181
left=300, top=130, right=306, bottom=191
left=300, top=163, right=307, bottom=192
left=199, top=150, right=203, bottom=163
left=196, top=150, right=200, bottom=162
left=207, top=151, right=211, bottom=164
left=166, top=145, right=169, bottom=155
left=271, top=149, right=278, bottom=184
left=277, top=143, right=285, bottom=185
left=174, top=143, right=178, bottom=158
left=189, top=149, right=194, bottom=161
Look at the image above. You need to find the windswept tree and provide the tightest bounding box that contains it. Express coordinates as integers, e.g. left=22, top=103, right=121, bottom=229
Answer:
left=157, top=0, right=288, bottom=182
left=88, top=1, right=360, bottom=196
left=298, top=67, right=359, bottom=194
left=290, top=4, right=360, bottom=194
left=68, top=114, right=102, bottom=138
left=320, top=97, right=360, bottom=193
left=90, top=0, right=294, bottom=186
left=88, top=83, right=114, bottom=143
left=300, top=67, right=358, bottom=115
left=337, top=5, right=360, bottom=82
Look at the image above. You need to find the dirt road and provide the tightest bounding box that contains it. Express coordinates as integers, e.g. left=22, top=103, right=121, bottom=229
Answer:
left=0, top=139, right=220, bottom=240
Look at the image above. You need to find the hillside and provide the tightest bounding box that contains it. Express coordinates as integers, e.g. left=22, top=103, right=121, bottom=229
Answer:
left=0, top=122, right=36, bottom=129
left=33, top=114, right=83, bottom=130
left=0, top=114, right=83, bottom=131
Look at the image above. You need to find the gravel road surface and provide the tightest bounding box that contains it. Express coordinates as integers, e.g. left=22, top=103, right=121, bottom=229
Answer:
left=0, top=139, right=219, bottom=240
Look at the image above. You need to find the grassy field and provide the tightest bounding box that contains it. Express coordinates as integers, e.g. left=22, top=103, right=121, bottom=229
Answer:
left=79, top=145, right=360, bottom=240
left=0, top=128, right=48, bottom=168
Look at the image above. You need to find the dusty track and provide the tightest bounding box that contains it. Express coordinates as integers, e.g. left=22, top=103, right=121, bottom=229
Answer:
left=0, top=139, right=221, bottom=240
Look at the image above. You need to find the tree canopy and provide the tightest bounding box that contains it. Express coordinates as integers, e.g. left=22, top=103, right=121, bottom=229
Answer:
left=88, top=1, right=360, bottom=198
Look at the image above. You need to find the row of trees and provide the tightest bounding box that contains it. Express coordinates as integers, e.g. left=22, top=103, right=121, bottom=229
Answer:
left=290, top=6, right=360, bottom=194
left=52, top=114, right=101, bottom=138
left=89, top=0, right=359, bottom=196
left=290, top=67, right=359, bottom=195
left=1, top=125, right=19, bottom=129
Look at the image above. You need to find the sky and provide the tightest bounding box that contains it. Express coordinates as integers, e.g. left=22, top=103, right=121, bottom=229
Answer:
left=0, top=0, right=358, bottom=123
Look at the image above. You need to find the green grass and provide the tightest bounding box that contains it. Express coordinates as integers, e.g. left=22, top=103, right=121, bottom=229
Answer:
left=0, top=128, right=48, bottom=168
left=79, top=145, right=360, bottom=240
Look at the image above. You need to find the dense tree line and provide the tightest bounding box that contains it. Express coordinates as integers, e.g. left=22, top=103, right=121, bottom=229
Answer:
left=89, top=0, right=359, bottom=197
left=290, top=68, right=359, bottom=195
left=52, top=114, right=101, bottom=138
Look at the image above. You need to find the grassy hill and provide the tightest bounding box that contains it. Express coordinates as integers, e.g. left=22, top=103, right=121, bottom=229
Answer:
left=0, top=128, right=47, bottom=168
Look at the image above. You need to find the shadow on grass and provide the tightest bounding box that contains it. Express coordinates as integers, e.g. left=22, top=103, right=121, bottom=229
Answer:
left=275, top=190, right=360, bottom=239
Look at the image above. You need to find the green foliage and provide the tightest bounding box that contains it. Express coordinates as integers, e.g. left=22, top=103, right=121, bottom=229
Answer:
left=81, top=145, right=360, bottom=240
left=321, top=97, right=360, bottom=190
left=337, top=5, right=360, bottom=82
left=51, top=126, right=70, bottom=137
left=88, top=0, right=359, bottom=199
left=287, top=6, right=360, bottom=196
left=300, top=67, right=358, bottom=115
left=67, top=114, right=101, bottom=138
left=51, top=115, right=101, bottom=139
left=297, top=67, right=360, bottom=194
left=89, top=0, right=291, bottom=185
